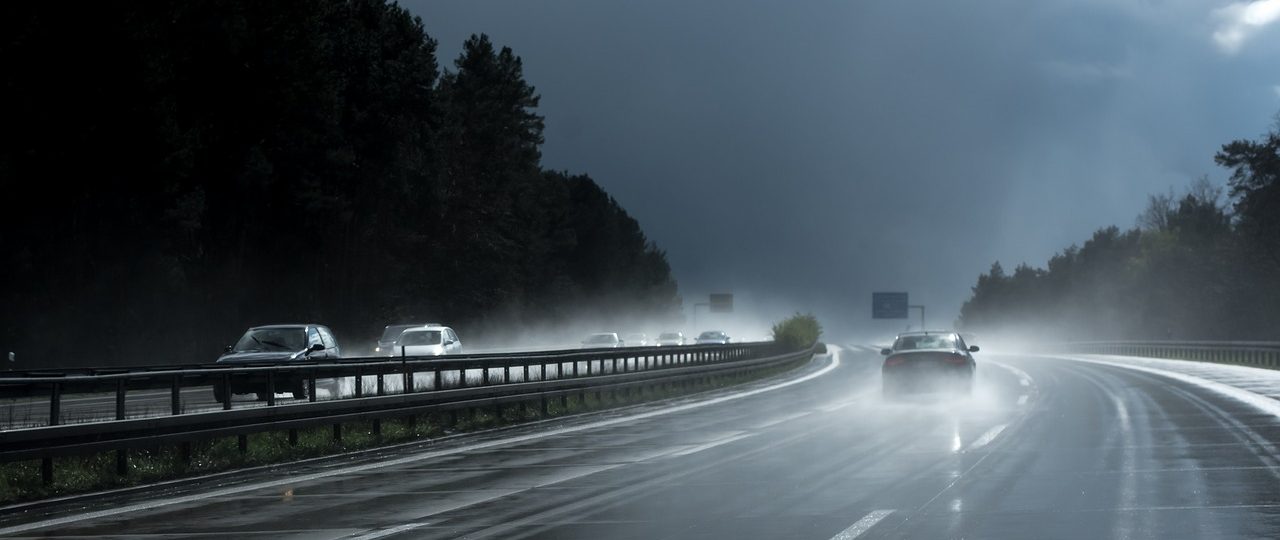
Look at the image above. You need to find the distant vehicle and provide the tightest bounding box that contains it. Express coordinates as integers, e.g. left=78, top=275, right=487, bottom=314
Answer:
left=395, top=325, right=462, bottom=356
left=656, top=332, right=685, bottom=346
left=375, top=323, right=437, bottom=356
left=582, top=333, right=622, bottom=348
left=624, top=333, right=649, bottom=346
left=879, top=331, right=978, bottom=399
left=695, top=330, right=730, bottom=345
left=214, top=324, right=341, bottom=402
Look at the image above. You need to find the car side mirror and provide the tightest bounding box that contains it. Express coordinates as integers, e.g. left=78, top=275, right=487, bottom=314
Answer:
left=880, top=348, right=892, bottom=355
left=224, top=345, right=233, bottom=353
left=968, top=345, right=980, bottom=352
left=445, top=339, right=455, bottom=345
left=309, top=343, right=325, bottom=352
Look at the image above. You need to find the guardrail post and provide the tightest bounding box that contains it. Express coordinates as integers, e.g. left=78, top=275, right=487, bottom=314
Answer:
left=265, top=372, right=276, bottom=406
left=523, top=363, right=530, bottom=382
left=483, top=365, right=490, bottom=385
left=221, top=374, right=232, bottom=410
left=354, top=369, right=364, bottom=398
left=434, top=368, right=441, bottom=391
left=404, top=365, right=413, bottom=394
left=116, top=379, right=127, bottom=420
left=49, top=382, right=61, bottom=426
left=459, top=366, right=467, bottom=388
left=376, top=372, right=385, bottom=396
left=171, top=375, right=182, bottom=415
left=308, top=376, right=317, bottom=402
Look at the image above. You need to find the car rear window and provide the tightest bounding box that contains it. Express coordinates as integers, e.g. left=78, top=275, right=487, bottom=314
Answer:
left=894, top=334, right=957, bottom=350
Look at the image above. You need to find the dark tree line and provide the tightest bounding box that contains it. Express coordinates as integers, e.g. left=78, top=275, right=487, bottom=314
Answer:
left=959, top=122, right=1280, bottom=341
left=0, top=1, right=678, bottom=368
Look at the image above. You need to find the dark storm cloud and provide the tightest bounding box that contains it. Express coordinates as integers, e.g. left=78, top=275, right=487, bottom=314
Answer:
left=405, top=0, right=1280, bottom=339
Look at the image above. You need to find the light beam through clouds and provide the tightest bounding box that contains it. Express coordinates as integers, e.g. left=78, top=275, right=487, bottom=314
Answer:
left=1214, top=0, right=1280, bottom=53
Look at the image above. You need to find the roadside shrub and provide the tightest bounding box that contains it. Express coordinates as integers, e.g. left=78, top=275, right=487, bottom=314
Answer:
left=771, top=313, right=822, bottom=350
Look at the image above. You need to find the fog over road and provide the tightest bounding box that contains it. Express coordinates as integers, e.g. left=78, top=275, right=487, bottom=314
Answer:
left=5, top=346, right=1280, bottom=538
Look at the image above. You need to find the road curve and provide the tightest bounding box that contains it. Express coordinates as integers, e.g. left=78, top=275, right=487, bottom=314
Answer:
left=4, top=346, right=1280, bottom=538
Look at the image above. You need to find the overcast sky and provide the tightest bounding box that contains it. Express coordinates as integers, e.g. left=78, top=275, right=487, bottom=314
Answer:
left=404, top=0, right=1280, bottom=339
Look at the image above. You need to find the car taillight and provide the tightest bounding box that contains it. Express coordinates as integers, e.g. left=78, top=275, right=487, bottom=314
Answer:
left=884, top=356, right=906, bottom=367
left=944, top=353, right=967, bottom=365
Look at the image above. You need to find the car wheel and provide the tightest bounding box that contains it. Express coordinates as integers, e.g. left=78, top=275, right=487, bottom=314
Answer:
left=291, top=381, right=308, bottom=400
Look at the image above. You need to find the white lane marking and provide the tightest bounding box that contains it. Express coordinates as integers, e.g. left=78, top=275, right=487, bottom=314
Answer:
left=1059, top=355, right=1280, bottom=419
left=0, top=353, right=841, bottom=536
left=340, top=465, right=626, bottom=539
left=751, top=411, right=811, bottom=430
left=820, top=399, right=859, bottom=412
left=346, top=521, right=432, bottom=540
left=668, top=433, right=754, bottom=458
left=831, top=509, right=895, bottom=539
left=964, top=423, right=1008, bottom=452
left=1017, top=394, right=1028, bottom=406
left=988, top=359, right=1035, bottom=390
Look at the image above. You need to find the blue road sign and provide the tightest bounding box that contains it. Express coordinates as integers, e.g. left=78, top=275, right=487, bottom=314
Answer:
left=872, top=292, right=908, bottom=319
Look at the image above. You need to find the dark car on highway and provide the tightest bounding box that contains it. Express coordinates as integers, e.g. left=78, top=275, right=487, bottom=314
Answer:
left=214, top=324, right=341, bottom=402
left=880, top=331, right=978, bottom=399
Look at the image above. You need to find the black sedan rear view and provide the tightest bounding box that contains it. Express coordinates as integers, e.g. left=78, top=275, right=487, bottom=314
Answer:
left=880, top=331, right=978, bottom=399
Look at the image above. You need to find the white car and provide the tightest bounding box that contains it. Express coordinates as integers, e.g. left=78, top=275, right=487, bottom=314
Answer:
left=695, top=330, right=730, bottom=345
left=624, top=333, right=649, bottom=346
left=655, top=332, right=685, bottom=346
left=394, top=325, right=462, bottom=356
left=582, top=333, right=622, bottom=348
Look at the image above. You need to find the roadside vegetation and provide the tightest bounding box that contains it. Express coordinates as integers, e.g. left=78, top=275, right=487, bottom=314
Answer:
left=960, top=122, right=1280, bottom=341
left=772, top=313, right=822, bottom=350
left=0, top=2, right=678, bottom=368
left=0, top=356, right=810, bottom=505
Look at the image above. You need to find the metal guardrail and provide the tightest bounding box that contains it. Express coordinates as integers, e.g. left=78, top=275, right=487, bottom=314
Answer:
left=0, top=342, right=814, bottom=485
left=1063, top=341, right=1280, bottom=369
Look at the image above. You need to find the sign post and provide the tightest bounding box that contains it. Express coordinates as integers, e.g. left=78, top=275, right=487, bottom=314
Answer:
left=694, top=293, right=733, bottom=330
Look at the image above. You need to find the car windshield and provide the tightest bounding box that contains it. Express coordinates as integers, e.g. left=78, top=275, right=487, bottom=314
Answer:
left=698, top=332, right=718, bottom=339
left=894, top=334, right=958, bottom=351
left=659, top=333, right=680, bottom=340
left=398, top=330, right=442, bottom=346
left=234, top=328, right=307, bottom=352
left=585, top=334, right=616, bottom=344
left=380, top=325, right=417, bottom=342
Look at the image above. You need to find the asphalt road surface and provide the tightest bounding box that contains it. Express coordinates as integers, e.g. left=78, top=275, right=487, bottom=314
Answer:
left=5, top=345, right=1280, bottom=539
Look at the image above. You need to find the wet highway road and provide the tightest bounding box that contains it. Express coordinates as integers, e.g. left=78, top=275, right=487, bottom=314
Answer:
left=5, top=346, right=1280, bottom=539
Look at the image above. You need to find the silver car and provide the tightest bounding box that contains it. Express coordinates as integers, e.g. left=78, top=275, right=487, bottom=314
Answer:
left=392, top=325, right=462, bottom=356
left=656, top=332, right=685, bottom=346
left=695, top=330, right=730, bottom=345
left=582, top=333, right=622, bottom=348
